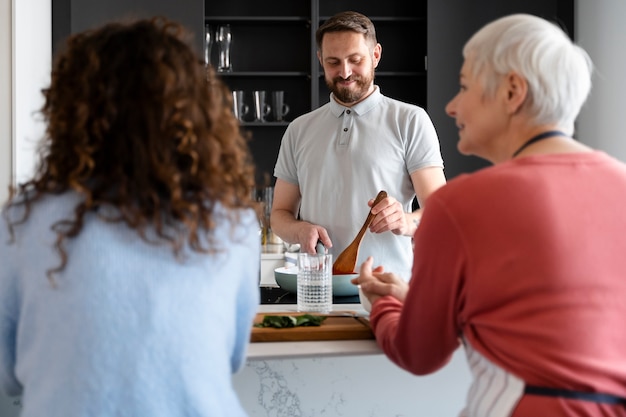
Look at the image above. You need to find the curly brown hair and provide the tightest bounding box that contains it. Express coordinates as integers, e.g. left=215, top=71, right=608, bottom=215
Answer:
left=5, top=17, right=258, bottom=281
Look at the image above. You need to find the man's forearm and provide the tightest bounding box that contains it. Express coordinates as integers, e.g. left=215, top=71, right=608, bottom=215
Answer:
left=270, top=209, right=303, bottom=244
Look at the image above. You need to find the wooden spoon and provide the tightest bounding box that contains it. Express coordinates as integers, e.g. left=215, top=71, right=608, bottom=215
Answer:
left=332, top=190, right=387, bottom=274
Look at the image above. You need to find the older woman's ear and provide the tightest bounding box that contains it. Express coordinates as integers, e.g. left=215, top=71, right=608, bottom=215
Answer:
left=503, top=71, right=528, bottom=115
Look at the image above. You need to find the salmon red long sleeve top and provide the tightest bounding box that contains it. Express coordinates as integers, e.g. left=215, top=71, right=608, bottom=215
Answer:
left=370, top=151, right=626, bottom=416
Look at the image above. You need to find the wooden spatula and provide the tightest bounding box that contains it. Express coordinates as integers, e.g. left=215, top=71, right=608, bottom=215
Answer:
left=332, top=190, right=387, bottom=274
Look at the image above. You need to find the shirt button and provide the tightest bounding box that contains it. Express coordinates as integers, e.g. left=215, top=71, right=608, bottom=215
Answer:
left=346, top=110, right=351, bottom=114
left=343, top=128, right=348, bottom=132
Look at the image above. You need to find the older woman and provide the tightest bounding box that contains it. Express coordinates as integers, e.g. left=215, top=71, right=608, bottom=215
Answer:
left=0, top=18, right=259, bottom=417
left=356, top=13, right=626, bottom=417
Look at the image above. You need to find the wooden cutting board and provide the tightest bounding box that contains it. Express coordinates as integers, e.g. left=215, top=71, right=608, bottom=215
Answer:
left=250, top=312, right=374, bottom=342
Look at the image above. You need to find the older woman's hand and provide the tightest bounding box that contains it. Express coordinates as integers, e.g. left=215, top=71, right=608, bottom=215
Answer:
left=351, top=256, right=409, bottom=305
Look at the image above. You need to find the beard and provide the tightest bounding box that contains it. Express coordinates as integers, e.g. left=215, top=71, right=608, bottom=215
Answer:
left=326, top=66, right=375, bottom=104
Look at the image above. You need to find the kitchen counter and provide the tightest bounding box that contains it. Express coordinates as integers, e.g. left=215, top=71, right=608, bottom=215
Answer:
left=234, top=300, right=473, bottom=416
left=235, top=301, right=472, bottom=416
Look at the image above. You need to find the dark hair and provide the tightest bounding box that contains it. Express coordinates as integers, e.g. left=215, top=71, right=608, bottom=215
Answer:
left=4, top=17, right=258, bottom=281
left=315, top=11, right=377, bottom=50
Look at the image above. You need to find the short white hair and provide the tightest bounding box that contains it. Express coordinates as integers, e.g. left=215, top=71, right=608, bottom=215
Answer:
left=463, top=13, right=593, bottom=133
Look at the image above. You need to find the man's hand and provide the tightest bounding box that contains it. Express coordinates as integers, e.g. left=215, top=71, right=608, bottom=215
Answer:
left=367, top=194, right=418, bottom=236
left=295, top=224, right=333, bottom=254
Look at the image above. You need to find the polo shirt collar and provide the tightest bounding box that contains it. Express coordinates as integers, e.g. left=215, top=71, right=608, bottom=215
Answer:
left=329, top=85, right=381, bottom=117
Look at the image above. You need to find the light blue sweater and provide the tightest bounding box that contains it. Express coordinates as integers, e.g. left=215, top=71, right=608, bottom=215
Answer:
left=0, top=193, right=260, bottom=417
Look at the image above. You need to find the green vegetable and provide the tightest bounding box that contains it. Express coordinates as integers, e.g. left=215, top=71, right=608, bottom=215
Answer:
left=254, top=314, right=327, bottom=328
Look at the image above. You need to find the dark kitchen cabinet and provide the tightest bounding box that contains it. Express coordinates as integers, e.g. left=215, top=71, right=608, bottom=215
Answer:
left=52, top=0, right=573, bottom=183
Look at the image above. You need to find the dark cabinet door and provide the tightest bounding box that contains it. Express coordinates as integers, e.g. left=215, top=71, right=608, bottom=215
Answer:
left=427, top=0, right=574, bottom=179
left=53, top=0, right=204, bottom=55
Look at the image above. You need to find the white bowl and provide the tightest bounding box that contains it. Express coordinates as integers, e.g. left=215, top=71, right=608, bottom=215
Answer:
left=274, top=267, right=359, bottom=296
left=358, top=285, right=372, bottom=313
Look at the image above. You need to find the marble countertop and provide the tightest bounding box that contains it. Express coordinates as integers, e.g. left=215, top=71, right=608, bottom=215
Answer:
left=248, top=304, right=381, bottom=360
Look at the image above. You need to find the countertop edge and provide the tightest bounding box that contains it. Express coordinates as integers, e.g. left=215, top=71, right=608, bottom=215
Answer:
left=247, top=339, right=382, bottom=360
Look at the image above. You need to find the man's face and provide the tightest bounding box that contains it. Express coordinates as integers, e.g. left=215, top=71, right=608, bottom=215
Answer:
left=318, top=31, right=380, bottom=106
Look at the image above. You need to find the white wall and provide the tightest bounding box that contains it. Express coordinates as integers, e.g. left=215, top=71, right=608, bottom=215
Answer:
left=13, top=0, right=51, bottom=185
left=0, top=0, right=50, bottom=205
left=0, top=0, right=11, bottom=204
left=576, top=0, right=626, bottom=162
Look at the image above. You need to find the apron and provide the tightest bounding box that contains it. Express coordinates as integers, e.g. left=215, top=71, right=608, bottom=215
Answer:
left=461, top=340, right=626, bottom=417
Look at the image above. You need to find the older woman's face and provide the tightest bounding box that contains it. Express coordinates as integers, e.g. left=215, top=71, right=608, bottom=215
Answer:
left=445, top=59, right=507, bottom=159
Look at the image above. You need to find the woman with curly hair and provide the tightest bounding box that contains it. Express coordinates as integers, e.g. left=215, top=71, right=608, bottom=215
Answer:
left=0, top=17, right=260, bottom=417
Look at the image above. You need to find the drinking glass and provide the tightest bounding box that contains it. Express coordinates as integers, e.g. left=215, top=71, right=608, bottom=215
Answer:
left=271, top=91, right=290, bottom=122
left=217, top=24, right=233, bottom=72
left=232, top=90, right=249, bottom=122
left=204, top=24, right=213, bottom=66
left=297, top=253, right=333, bottom=313
left=252, top=90, right=272, bottom=122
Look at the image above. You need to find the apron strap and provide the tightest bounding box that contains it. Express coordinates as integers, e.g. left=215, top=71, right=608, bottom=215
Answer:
left=525, top=385, right=626, bottom=406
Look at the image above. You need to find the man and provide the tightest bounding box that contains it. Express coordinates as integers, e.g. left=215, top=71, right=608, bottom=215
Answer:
left=271, top=11, right=446, bottom=280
